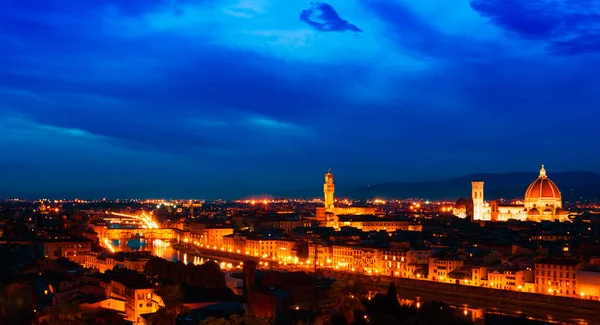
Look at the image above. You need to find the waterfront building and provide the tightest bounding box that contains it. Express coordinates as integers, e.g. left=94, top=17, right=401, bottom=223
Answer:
left=307, top=242, right=332, bottom=266
left=577, top=270, right=600, bottom=300
left=332, top=244, right=356, bottom=270
left=535, top=258, right=582, bottom=297
left=428, top=256, right=464, bottom=282
left=202, top=226, right=234, bottom=247
left=487, top=268, right=534, bottom=291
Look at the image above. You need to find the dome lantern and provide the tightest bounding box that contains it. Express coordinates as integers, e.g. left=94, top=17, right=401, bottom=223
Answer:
left=539, top=164, right=547, bottom=178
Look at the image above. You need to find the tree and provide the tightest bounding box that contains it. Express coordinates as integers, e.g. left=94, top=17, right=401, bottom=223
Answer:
left=199, top=314, right=274, bottom=325
left=368, top=313, right=398, bottom=325
left=144, top=257, right=226, bottom=289
left=198, top=261, right=226, bottom=289
left=41, top=303, right=86, bottom=325
left=0, top=283, right=34, bottom=325
left=331, top=278, right=367, bottom=325
left=148, top=284, right=187, bottom=325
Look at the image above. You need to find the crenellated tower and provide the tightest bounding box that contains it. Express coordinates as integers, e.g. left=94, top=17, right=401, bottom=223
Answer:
left=324, top=168, right=335, bottom=212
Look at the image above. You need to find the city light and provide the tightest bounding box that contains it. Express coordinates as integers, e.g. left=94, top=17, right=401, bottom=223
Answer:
left=103, top=239, right=116, bottom=253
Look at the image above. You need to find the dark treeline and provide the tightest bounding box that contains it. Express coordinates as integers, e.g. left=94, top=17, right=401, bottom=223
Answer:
left=360, top=283, right=473, bottom=325
left=145, top=257, right=227, bottom=289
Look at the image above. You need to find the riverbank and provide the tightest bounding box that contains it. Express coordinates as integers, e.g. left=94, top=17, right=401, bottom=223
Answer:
left=172, top=244, right=260, bottom=264
left=170, top=244, right=600, bottom=324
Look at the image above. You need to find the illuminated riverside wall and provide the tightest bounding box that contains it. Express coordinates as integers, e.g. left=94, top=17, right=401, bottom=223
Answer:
left=390, top=277, right=600, bottom=311
left=198, top=234, right=600, bottom=302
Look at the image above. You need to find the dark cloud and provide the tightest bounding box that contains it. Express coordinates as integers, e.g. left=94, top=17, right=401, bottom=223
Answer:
left=300, top=2, right=361, bottom=32
left=546, top=31, right=600, bottom=55
left=0, top=28, right=370, bottom=156
left=362, top=0, right=501, bottom=60
left=470, top=0, right=600, bottom=55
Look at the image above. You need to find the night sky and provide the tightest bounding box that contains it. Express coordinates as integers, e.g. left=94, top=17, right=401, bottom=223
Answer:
left=1, top=0, right=600, bottom=199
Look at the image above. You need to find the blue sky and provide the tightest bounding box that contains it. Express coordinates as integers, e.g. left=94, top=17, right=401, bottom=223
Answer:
left=1, top=0, right=600, bottom=199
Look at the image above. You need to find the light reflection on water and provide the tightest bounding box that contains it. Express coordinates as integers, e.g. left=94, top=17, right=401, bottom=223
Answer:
left=117, top=240, right=234, bottom=270
left=117, top=238, right=180, bottom=262
left=118, top=239, right=223, bottom=265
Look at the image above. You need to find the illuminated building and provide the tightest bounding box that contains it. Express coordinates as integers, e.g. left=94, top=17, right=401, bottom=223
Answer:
left=469, top=165, right=570, bottom=222
left=382, top=248, right=430, bottom=278
left=487, top=268, right=534, bottom=291
left=336, top=215, right=421, bottom=232
left=535, top=258, right=582, bottom=297
left=202, top=226, right=234, bottom=247
left=43, top=239, right=92, bottom=259
left=428, top=257, right=464, bottom=282
left=577, top=270, right=600, bottom=299
left=315, top=169, right=377, bottom=229
left=308, top=242, right=332, bottom=266
left=104, top=278, right=162, bottom=324
left=332, top=244, right=356, bottom=270
left=76, top=252, right=149, bottom=273
left=222, top=235, right=296, bottom=260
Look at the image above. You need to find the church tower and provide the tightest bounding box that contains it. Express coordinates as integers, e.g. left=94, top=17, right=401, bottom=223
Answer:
left=324, top=169, right=335, bottom=212
left=471, top=181, right=484, bottom=221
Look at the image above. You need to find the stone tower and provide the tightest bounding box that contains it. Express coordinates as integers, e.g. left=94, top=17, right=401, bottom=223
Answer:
left=324, top=168, right=335, bottom=212
left=471, top=181, right=484, bottom=221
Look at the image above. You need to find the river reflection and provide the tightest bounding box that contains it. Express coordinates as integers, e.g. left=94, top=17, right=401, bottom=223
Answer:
left=116, top=238, right=180, bottom=262
left=116, top=239, right=228, bottom=266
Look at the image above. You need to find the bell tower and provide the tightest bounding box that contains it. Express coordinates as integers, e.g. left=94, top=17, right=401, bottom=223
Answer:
left=324, top=168, right=335, bottom=212
left=471, top=181, right=484, bottom=221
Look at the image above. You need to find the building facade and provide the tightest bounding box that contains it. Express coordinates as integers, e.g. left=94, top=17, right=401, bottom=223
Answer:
left=535, top=258, right=582, bottom=297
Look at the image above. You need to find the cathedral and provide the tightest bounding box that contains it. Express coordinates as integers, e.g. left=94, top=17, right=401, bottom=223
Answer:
left=454, top=165, right=570, bottom=222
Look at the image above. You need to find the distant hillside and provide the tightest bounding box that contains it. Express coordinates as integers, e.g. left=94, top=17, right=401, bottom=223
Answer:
left=343, top=171, right=600, bottom=201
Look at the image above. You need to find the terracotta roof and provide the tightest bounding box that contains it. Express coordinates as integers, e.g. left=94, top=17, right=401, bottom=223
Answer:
left=535, top=258, right=582, bottom=267
left=525, top=165, right=561, bottom=200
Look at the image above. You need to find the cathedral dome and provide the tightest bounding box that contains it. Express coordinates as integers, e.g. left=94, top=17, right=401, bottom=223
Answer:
left=528, top=208, right=540, bottom=216
left=525, top=165, right=561, bottom=201
left=455, top=198, right=469, bottom=209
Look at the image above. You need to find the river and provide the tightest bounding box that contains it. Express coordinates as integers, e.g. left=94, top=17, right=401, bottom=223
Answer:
left=114, top=239, right=239, bottom=268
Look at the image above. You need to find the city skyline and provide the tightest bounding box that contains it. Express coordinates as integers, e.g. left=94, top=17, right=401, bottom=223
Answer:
left=2, top=165, right=599, bottom=200
left=2, top=0, right=600, bottom=198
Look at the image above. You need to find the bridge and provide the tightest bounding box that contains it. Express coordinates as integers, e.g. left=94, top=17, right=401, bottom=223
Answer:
left=95, top=212, right=187, bottom=251
left=105, top=228, right=180, bottom=241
